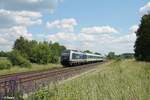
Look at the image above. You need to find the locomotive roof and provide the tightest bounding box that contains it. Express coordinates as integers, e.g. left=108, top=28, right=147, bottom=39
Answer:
left=69, top=50, right=102, bottom=57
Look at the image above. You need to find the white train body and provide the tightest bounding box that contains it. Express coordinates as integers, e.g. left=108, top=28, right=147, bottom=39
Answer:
left=61, top=50, right=103, bottom=66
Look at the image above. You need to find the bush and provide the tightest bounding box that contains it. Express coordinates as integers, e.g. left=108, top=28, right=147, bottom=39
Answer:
left=31, top=43, right=51, bottom=64
left=8, top=50, right=31, bottom=68
left=0, top=58, right=12, bottom=70
left=49, top=55, right=59, bottom=63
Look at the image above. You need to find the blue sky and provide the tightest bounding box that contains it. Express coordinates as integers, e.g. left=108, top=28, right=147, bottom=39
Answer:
left=35, top=0, right=148, bottom=32
left=0, top=0, right=150, bottom=54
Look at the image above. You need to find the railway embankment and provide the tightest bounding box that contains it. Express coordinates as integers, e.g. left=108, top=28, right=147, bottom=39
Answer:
left=28, top=60, right=150, bottom=100
left=0, top=62, right=105, bottom=99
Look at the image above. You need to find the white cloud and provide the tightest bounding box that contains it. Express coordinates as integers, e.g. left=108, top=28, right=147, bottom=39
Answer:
left=0, top=26, right=32, bottom=41
left=47, top=18, right=77, bottom=32
left=129, top=25, right=139, bottom=33
left=7, top=26, right=32, bottom=40
left=0, top=9, right=42, bottom=28
left=81, top=26, right=118, bottom=34
left=0, top=26, right=32, bottom=51
left=47, top=25, right=136, bottom=54
left=0, top=0, right=62, bottom=51
left=140, top=2, right=150, bottom=15
left=113, top=34, right=136, bottom=44
left=0, top=9, right=40, bottom=50
left=0, top=0, right=61, bottom=12
left=0, top=36, right=10, bottom=45
left=48, top=32, right=77, bottom=42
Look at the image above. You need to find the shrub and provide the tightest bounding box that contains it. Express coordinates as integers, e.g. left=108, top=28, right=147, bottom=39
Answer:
left=49, top=55, right=59, bottom=63
left=0, top=58, right=12, bottom=70
left=31, top=43, right=51, bottom=64
left=8, top=50, right=31, bottom=68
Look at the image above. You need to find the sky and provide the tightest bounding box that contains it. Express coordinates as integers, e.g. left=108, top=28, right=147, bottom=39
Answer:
left=0, top=0, right=150, bottom=54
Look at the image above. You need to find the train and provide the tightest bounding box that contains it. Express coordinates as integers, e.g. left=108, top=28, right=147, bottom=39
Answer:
left=61, top=50, right=104, bottom=66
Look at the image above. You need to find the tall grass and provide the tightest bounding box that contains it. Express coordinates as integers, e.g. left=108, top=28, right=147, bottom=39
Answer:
left=0, top=63, right=61, bottom=76
left=28, top=60, right=150, bottom=100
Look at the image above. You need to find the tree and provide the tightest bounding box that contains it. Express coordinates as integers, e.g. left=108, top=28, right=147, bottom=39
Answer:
left=0, top=51, right=9, bottom=57
left=13, top=36, right=38, bottom=61
left=59, top=45, right=66, bottom=55
left=13, top=36, right=31, bottom=59
left=49, top=42, right=65, bottom=63
left=119, top=53, right=134, bottom=59
left=134, top=13, right=150, bottom=61
left=31, top=43, right=51, bottom=64
left=107, top=52, right=116, bottom=59
left=95, top=52, right=101, bottom=55
left=83, top=50, right=93, bottom=54
left=13, top=37, right=66, bottom=64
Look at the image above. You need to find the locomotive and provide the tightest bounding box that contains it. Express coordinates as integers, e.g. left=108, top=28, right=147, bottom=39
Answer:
left=61, top=50, right=104, bottom=66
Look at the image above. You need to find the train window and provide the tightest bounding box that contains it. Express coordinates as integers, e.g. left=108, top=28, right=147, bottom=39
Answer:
left=72, top=53, right=80, bottom=59
left=80, top=54, right=84, bottom=59
left=83, top=55, right=87, bottom=59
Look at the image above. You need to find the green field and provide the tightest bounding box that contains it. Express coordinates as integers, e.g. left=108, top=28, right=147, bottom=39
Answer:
left=0, top=58, right=62, bottom=76
left=0, top=63, right=62, bottom=76
left=29, top=60, right=150, bottom=100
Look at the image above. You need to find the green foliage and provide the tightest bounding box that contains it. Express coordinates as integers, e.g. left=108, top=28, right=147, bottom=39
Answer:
left=31, top=43, right=51, bottom=64
left=49, top=42, right=66, bottom=63
left=29, top=60, right=150, bottom=100
left=107, top=52, right=116, bottom=59
left=0, top=51, right=9, bottom=57
left=95, top=52, right=101, bottom=55
left=0, top=58, right=12, bottom=70
left=83, top=50, right=93, bottom=54
left=84, top=50, right=101, bottom=55
left=134, top=13, right=150, bottom=61
left=13, top=36, right=66, bottom=64
left=49, top=43, right=59, bottom=63
left=119, top=53, right=134, bottom=59
left=13, top=36, right=31, bottom=59
left=8, top=50, right=31, bottom=68
left=0, top=63, right=61, bottom=76
left=30, top=89, right=53, bottom=100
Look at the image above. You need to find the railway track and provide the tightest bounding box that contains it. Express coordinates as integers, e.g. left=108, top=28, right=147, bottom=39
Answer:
left=0, top=62, right=104, bottom=99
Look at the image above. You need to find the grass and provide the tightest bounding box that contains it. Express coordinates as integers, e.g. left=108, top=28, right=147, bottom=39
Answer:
left=0, top=63, right=62, bottom=76
left=0, top=57, right=62, bottom=76
left=28, top=59, right=150, bottom=100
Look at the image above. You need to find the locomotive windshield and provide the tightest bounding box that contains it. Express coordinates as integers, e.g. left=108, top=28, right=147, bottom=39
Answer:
left=61, top=50, right=70, bottom=61
left=62, top=50, right=70, bottom=54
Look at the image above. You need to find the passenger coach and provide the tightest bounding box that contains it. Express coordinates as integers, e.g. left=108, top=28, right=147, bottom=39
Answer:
left=61, top=50, right=103, bottom=66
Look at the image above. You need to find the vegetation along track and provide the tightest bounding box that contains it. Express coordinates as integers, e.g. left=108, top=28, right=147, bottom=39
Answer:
left=0, top=62, right=104, bottom=98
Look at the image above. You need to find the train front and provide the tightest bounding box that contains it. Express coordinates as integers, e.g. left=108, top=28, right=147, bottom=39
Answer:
left=61, top=50, right=71, bottom=66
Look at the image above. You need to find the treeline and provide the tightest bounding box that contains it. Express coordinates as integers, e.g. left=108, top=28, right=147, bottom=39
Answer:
left=107, top=52, right=134, bottom=60
left=0, top=51, right=9, bottom=57
left=83, top=50, right=101, bottom=55
left=0, top=36, right=66, bottom=68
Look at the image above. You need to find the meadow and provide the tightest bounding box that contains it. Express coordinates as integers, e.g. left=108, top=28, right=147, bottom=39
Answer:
left=0, top=57, right=62, bottom=76
left=28, top=60, right=150, bottom=100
